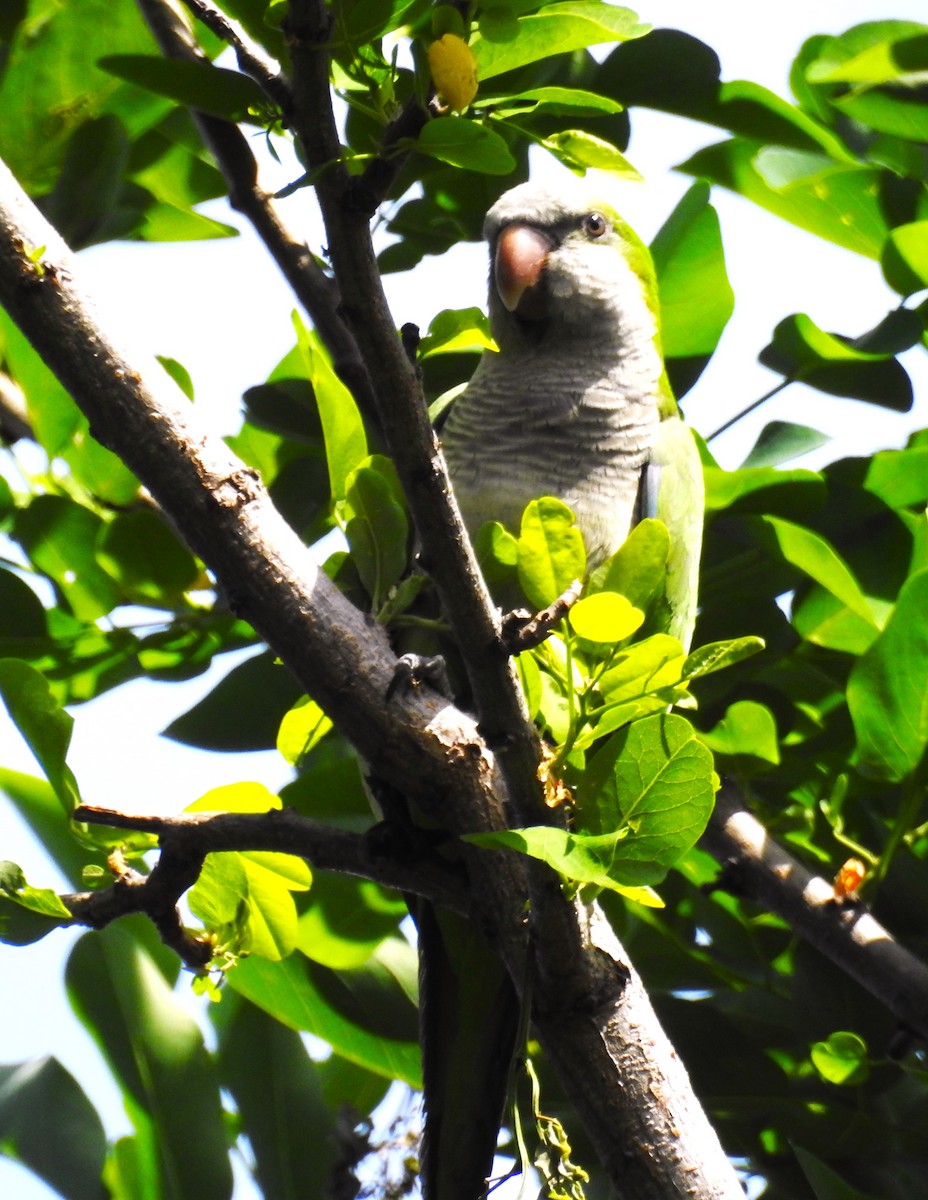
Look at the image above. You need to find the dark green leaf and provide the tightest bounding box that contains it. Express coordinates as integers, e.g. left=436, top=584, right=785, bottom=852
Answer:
left=740, top=421, right=830, bottom=468
left=0, top=659, right=80, bottom=812
left=848, top=568, right=928, bottom=781
left=214, top=997, right=337, bottom=1200
left=99, top=55, right=268, bottom=124
left=13, top=496, right=122, bottom=620
left=98, top=509, right=198, bottom=602
left=0, top=1057, right=107, bottom=1200
left=163, top=650, right=304, bottom=750
left=66, top=924, right=233, bottom=1200
left=882, top=220, right=928, bottom=295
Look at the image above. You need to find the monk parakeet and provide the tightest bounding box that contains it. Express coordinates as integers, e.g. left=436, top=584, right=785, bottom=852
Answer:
left=417, top=180, right=704, bottom=1200
left=443, top=178, right=704, bottom=649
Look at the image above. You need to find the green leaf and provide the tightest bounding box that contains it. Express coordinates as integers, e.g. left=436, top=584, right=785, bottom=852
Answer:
left=97, top=509, right=198, bottom=602
left=471, top=2, right=648, bottom=80
left=882, top=221, right=928, bottom=296
left=740, top=421, right=830, bottom=468
left=757, top=516, right=877, bottom=625
left=0, top=855, right=72, bottom=945
left=277, top=695, right=333, bottom=767
left=864, top=447, right=928, bottom=510
left=651, top=181, right=734, bottom=381
left=99, top=55, right=268, bottom=124
left=848, top=569, right=928, bottom=781
left=296, top=873, right=406, bottom=969
left=66, top=924, right=233, bottom=1200
left=419, top=307, right=496, bottom=356
left=164, top=650, right=304, bottom=751
left=576, top=713, right=718, bottom=874
left=701, top=700, right=780, bottom=771
left=466, top=824, right=653, bottom=891
left=214, top=997, right=338, bottom=1200
left=569, top=592, right=643, bottom=643
left=591, top=518, right=670, bottom=613
left=704, top=465, right=825, bottom=513
left=517, top=497, right=587, bottom=608
left=0, top=660, right=81, bottom=812
left=0, top=1057, right=107, bottom=1200
left=475, top=86, right=623, bottom=119
left=681, top=636, right=765, bottom=680
left=809, top=1031, right=869, bottom=1086
left=680, top=139, right=889, bottom=258
left=541, top=129, right=641, bottom=177
left=759, top=313, right=913, bottom=410
left=292, top=313, right=368, bottom=502
left=0, top=0, right=167, bottom=193
left=13, top=495, right=122, bottom=620
left=228, top=949, right=421, bottom=1086
left=185, top=785, right=312, bottom=960
left=156, top=355, right=195, bottom=401
left=342, top=456, right=409, bottom=608
left=805, top=23, right=928, bottom=85
left=414, top=116, right=516, bottom=174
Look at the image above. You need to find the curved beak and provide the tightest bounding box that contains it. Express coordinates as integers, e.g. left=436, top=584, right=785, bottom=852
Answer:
left=493, top=222, right=554, bottom=316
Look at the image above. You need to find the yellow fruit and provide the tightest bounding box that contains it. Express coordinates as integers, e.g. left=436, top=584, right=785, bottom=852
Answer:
left=427, top=34, right=478, bottom=113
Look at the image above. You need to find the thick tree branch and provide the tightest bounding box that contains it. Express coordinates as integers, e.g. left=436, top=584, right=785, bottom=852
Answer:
left=136, top=0, right=382, bottom=441
left=701, top=783, right=928, bottom=1042
left=283, top=0, right=545, bottom=821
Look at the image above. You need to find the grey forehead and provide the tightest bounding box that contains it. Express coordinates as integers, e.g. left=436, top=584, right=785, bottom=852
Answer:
left=483, top=181, right=610, bottom=239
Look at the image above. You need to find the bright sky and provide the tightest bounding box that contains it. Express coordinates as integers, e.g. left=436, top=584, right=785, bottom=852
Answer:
left=2, top=4, right=928, bottom=1197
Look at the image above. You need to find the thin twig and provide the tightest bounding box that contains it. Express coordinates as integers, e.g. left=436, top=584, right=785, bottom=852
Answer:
left=705, top=380, right=789, bottom=442
left=180, top=0, right=294, bottom=114
left=136, top=0, right=383, bottom=444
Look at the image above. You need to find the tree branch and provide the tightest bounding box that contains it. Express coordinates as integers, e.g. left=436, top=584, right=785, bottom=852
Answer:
left=282, top=0, right=545, bottom=821
left=135, top=0, right=382, bottom=442
left=63, top=804, right=468, bottom=968
left=700, top=783, right=928, bottom=1042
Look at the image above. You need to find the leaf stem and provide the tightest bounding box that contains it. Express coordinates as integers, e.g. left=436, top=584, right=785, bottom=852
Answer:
left=705, top=380, right=791, bottom=443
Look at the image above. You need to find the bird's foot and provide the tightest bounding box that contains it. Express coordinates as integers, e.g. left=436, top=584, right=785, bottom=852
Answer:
left=386, top=652, right=453, bottom=701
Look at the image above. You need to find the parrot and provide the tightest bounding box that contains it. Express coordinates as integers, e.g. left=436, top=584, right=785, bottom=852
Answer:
left=415, top=179, right=704, bottom=1200
left=442, top=177, right=704, bottom=649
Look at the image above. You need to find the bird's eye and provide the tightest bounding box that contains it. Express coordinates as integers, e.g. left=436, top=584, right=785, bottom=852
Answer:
left=582, top=212, right=608, bottom=239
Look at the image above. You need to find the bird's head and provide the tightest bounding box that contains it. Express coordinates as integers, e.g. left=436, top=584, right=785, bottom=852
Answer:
left=483, top=180, right=660, bottom=353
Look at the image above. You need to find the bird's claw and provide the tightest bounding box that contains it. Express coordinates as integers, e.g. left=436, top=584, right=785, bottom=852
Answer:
left=387, top=652, right=453, bottom=701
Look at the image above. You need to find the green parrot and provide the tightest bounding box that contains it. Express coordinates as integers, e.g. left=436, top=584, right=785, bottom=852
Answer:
left=417, top=180, right=704, bottom=1200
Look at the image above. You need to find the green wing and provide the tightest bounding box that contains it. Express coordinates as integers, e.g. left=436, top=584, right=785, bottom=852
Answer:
left=646, top=415, right=705, bottom=651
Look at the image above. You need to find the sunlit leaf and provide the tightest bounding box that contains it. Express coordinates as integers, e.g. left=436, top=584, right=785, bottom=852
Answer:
left=518, top=497, right=586, bottom=609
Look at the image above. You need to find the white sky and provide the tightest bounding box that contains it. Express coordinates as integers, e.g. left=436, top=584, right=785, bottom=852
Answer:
left=2, top=3, right=928, bottom=1197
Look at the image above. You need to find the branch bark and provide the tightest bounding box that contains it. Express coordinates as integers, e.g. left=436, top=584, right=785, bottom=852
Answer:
left=701, top=783, right=928, bottom=1042
left=0, top=154, right=746, bottom=1198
